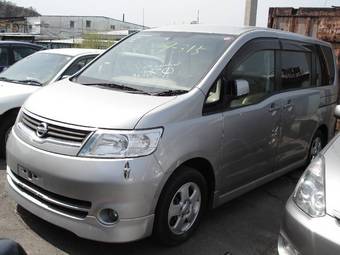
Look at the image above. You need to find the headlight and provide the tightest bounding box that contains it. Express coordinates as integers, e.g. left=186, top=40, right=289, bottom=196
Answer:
left=293, top=156, right=325, bottom=217
left=79, top=128, right=163, bottom=158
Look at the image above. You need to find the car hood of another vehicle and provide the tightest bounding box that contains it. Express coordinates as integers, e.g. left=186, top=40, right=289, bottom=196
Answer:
left=23, top=79, right=177, bottom=129
left=0, top=81, right=40, bottom=115
left=322, top=133, right=340, bottom=218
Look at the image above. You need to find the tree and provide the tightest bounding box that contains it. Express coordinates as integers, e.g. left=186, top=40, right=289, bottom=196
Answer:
left=0, top=1, right=40, bottom=17
left=80, top=33, right=116, bottom=49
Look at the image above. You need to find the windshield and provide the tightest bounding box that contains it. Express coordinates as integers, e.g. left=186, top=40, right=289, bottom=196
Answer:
left=75, top=31, right=234, bottom=93
left=0, top=52, right=72, bottom=85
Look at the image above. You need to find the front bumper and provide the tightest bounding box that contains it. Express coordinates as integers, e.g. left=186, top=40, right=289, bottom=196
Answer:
left=279, top=197, right=340, bottom=255
left=6, top=129, right=165, bottom=242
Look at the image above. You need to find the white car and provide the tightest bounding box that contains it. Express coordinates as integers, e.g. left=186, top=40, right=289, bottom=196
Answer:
left=0, top=48, right=104, bottom=157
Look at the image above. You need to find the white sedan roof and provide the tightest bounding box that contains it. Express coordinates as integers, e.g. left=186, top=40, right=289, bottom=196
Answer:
left=38, top=48, right=104, bottom=57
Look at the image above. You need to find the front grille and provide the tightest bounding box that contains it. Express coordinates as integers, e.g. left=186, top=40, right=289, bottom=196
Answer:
left=9, top=170, right=91, bottom=219
left=21, top=112, right=91, bottom=144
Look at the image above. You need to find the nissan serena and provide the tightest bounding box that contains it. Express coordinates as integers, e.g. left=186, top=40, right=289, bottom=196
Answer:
left=6, top=25, right=338, bottom=245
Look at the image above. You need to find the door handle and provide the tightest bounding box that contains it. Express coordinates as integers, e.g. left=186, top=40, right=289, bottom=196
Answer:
left=268, top=103, right=281, bottom=112
left=283, top=99, right=294, bottom=109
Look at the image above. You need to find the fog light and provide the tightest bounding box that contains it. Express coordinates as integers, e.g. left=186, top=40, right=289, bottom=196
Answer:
left=97, top=208, right=119, bottom=225
left=278, top=234, right=299, bottom=255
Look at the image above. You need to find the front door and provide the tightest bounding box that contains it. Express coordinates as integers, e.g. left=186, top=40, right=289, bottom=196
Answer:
left=218, top=39, right=282, bottom=194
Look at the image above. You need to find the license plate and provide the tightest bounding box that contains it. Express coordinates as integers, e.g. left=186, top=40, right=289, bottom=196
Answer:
left=17, top=164, right=38, bottom=182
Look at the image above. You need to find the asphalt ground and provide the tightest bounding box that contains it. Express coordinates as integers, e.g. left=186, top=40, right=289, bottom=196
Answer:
left=0, top=159, right=303, bottom=255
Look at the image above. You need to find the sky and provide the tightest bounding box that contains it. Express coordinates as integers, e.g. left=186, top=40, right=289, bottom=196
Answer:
left=10, top=0, right=340, bottom=27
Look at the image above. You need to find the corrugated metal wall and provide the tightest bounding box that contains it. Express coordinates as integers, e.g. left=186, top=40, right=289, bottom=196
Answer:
left=268, top=7, right=340, bottom=70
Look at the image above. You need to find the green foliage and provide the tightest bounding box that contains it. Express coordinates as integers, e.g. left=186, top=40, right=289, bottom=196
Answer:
left=0, top=0, right=40, bottom=17
left=80, top=33, right=116, bottom=49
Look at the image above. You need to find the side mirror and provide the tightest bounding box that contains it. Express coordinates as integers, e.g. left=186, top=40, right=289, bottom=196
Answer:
left=334, top=105, right=340, bottom=119
left=231, top=79, right=249, bottom=98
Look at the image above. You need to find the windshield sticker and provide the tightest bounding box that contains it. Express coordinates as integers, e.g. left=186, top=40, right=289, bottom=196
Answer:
left=160, top=42, right=207, bottom=55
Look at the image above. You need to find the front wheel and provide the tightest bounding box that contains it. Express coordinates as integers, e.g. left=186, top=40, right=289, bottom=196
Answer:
left=308, top=130, right=325, bottom=162
left=153, top=166, right=208, bottom=246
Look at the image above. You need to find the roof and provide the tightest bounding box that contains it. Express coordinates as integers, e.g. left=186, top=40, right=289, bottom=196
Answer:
left=38, top=48, right=104, bottom=57
left=0, top=40, right=42, bottom=47
left=146, top=25, right=256, bottom=35
left=146, top=24, right=331, bottom=46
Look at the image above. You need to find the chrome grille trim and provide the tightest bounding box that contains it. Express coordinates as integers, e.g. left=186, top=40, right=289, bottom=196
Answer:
left=20, top=110, right=94, bottom=145
left=8, top=169, right=91, bottom=219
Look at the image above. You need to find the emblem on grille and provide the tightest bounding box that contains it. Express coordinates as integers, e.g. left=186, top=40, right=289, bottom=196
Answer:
left=36, top=122, right=48, bottom=138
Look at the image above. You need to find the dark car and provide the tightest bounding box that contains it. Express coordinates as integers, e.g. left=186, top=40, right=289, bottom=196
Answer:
left=0, top=41, right=43, bottom=72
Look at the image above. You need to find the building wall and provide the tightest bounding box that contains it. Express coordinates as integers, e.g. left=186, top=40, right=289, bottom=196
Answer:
left=268, top=7, right=340, bottom=70
left=26, top=15, right=145, bottom=39
left=0, top=17, right=28, bottom=33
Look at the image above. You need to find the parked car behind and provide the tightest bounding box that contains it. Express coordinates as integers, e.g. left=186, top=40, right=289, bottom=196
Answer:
left=0, top=48, right=103, bottom=157
left=278, top=106, right=340, bottom=255
left=5, top=25, right=338, bottom=245
left=0, top=41, right=43, bottom=72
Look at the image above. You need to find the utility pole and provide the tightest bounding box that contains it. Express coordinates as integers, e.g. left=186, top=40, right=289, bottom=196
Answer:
left=142, top=8, right=145, bottom=29
left=244, top=0, right=258, bottom=26
left=197, top=9, right=200, bottom=24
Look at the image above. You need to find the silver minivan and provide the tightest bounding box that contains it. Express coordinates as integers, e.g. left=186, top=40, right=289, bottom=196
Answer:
left=6, top=25, right=338, bottom=245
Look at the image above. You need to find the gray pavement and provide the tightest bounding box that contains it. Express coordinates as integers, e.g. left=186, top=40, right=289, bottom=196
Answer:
left=0, top=159, right=302, bottom=255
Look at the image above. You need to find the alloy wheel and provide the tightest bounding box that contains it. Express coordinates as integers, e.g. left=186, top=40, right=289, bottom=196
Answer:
left=310, top=136, right=322, bottom=159
left=168, top=182, right=201, bottom=235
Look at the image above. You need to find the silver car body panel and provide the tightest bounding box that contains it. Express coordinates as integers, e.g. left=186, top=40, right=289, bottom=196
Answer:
left=6, top=25, right=338, bottom=242
left=280, top=197, right=340, bottom=255
left=321, top=133, right=340, bottom=218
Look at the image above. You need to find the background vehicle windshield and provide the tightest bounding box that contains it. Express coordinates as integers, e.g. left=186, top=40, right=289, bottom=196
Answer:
left=0, top=52, right=72, bottom=85
left=76, top=31, right=234, bottom=93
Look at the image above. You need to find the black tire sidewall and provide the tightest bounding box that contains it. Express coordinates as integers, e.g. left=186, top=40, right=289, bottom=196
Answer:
left=308, top=130, right=325, bottom=162
left=154, top=166, right=208, bottom=246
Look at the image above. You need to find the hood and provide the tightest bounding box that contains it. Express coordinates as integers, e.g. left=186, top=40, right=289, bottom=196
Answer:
left=323, top=134, right=340, bottom=218
left=23, top=80, right=176, bottom=129
left=0, top=81, right=39, bottom=98
left=0, top=81, right=40, bottom=115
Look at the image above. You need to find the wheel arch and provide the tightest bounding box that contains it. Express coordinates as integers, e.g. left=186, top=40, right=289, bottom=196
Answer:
left=317, top=124, right=329, bottom=145
left=0, top=107, right=21, bottom=123
left=154, top=157, right=216, bottom=213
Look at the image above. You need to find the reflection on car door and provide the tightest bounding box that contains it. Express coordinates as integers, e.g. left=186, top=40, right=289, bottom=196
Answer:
left=219, top=39, right=283, bottom=194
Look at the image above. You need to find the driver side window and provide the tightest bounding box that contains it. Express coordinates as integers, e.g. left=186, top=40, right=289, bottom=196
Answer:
left=229, top=50, right=275, bottom=108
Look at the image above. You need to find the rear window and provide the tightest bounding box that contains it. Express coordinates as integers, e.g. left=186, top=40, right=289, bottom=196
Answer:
left=320, top=45, right=335, bottom=85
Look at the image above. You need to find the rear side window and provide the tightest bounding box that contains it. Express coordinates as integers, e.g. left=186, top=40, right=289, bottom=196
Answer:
left=320, top=45, right=335, bottom=85
left=280, top=51, right=312, bottom=90
left=0, top=46, right=9, bottom=66
left=62, top=56, right=96, bottom=77
left=13, top=46, right=38, bottom=62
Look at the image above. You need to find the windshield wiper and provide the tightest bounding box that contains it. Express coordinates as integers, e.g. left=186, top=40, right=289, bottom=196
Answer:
left=17, top=79, right=43, bottom=86
left=83, top=82, right=151, bottom=95
left=152, top=89, right=188, bottom=96
left=0, top=77, right=16, bottom=83
left=0, top=77, right=42, bottom=86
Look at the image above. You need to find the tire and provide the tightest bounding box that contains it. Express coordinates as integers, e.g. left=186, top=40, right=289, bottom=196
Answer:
left=308, top=130, right=325, bottom=162
left=0, top=112, right=17, bottom=158
left=153, top=166, right=208, bottom=246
